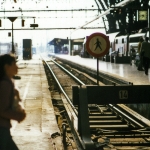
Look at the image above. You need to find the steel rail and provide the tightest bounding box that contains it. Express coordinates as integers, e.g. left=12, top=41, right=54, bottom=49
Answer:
left=55, top=56, right=130, bottom=85
left=49, top=57, right=145, bottom=128
left=42, top=55, right=150, bottom=149
left=108, top=104, right=144, bottom=128
left=41, top=56, right=78, bottom=115
left=50, top=59, right=85, bottom=86
left=52, top=58, right=150, bottom=128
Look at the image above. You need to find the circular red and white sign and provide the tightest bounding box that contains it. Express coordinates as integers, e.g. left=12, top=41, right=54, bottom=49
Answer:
left=86, top=32, right=110, bottom=58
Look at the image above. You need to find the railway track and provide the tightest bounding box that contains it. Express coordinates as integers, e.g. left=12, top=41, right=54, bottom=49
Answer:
left=42, top=56, right=150, bottom=150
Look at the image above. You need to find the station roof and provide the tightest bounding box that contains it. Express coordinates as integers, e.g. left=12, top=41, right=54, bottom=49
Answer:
left=0, top=0, right=105, bottom=29
left=48, top=38, right=84, bottom=45
left=48, top=38, right=68, bottom=45
left=0, top=0, right=136, bottom=30
left=0, top=0, right=149, bottom=37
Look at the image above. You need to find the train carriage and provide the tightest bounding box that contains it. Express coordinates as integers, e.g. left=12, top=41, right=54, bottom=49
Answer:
left=114, top=35, right=128, bottom=56
left=106, top=32, right=119, bottom=55
left=128, top=32, right=146, bottom=54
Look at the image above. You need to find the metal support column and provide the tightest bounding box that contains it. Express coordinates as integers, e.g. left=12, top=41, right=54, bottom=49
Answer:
left=78, top=86, right=95, bottom=150
left=12, top=22, right=14, bottom=54
left=8, top=17, right=17, bottom=54
left=69, top=39, right=72, bottom=56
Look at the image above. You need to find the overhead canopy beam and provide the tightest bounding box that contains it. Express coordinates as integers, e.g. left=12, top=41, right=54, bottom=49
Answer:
left=0, top=27, right=105, bottom=30
left=0, top=9, right=101, bottom=12
left=72, top=0, right=135, bottom=33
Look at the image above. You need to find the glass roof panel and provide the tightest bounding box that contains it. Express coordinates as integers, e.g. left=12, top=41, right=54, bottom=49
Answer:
left=0, top=0, right=106, bottom=39
left=1, top=0, right=98, bottom=10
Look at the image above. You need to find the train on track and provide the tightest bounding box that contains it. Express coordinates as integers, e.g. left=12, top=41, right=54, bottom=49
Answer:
left=81, top=30, right=149, bottom=58
left=48, top=30, right=149, bottom=60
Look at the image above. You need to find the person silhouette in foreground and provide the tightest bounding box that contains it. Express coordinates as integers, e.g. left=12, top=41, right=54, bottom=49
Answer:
left=137, top=37, right=144, bottom=71
left=0, top=54, right=26, bottom=150
left=140, top=37, right=150, bottom=75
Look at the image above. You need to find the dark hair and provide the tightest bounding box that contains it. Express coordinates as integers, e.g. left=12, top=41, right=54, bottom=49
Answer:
left=139, top=37, right=144, bottom=42
left=0, top=54, right=16, bottom=79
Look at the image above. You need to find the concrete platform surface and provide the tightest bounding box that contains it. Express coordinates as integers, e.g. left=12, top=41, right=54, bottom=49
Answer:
left=11, top=54, right=63, bottom=150
left=53, top=54, right=150, bottom=85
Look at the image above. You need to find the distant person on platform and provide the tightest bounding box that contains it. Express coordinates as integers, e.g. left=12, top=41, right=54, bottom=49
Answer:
left=140, top=37, right=150, bottom=75
left=137, top=37, right=144, bottom=71
left=130, top=46, right=136, bottom=65
left=138, top=37, right=144, bottom=54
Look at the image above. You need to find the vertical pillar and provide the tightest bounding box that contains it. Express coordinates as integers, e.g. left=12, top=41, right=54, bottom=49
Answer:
left=69, top=39, right=72, bottom=56
left=148, top=6, right=150, bottom=41
left=78, top=86, right=95, bottom=150
left=97, top=58, right=99, bottom=85
left=12, top=22, right=14, bottom=54
left=8, top=17, right=17, bottom=54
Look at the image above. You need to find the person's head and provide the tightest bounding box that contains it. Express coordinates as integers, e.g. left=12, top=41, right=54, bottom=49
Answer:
left=139, top=37, right=144, bottom=42
left=0, top=54, right=18, bottom=79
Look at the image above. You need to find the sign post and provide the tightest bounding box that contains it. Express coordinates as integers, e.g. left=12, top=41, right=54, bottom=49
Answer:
left=97, top=58, right=99, bottom=85
left=86, top=32, right=110, bottom=85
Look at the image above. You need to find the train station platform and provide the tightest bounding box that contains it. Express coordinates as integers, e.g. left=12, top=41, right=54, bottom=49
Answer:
left=11, top=54, right=63, bottom=150
left=50, top=54, right=150, bottom=85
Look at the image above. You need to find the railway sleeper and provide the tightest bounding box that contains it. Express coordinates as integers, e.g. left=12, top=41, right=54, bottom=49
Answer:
left=44, top=58, right=150, bottom=149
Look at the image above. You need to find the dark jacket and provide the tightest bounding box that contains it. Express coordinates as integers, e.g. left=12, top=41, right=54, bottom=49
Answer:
left=141, top=41, right=150, bottom=59
left=0, top=77, right=21, bottom=128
